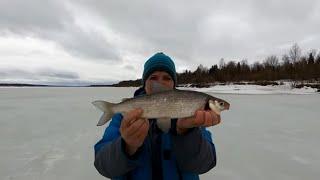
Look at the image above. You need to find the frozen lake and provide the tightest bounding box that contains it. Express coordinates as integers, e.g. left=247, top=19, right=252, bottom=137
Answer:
left=0, top=87, right=319, bottom=180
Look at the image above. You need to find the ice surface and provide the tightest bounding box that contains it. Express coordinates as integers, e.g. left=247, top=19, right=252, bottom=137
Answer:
left=0, top=87, right=319, bottom=180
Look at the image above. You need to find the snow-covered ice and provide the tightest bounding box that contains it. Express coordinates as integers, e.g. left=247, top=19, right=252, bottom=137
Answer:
left=179, top=82, right=318, bottom=95
left=0, top=87, right=319, bottom=180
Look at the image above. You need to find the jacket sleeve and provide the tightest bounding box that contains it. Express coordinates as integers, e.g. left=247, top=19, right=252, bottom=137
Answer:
left=171, top=127, right=217, bottom=174
left=94, top=113, right=145, bottom=178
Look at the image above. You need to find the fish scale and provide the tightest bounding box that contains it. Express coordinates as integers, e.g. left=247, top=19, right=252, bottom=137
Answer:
left=112, top=90, right=207, bottom=118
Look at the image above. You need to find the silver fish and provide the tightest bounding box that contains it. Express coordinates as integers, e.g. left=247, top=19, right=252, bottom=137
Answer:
left=92, top=86, right=230, bottom=132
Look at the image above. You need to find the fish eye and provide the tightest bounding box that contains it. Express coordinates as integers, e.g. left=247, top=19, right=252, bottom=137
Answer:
left=219, top=102, right=224, bottom=106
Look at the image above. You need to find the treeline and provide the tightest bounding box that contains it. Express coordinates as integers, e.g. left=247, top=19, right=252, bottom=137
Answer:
left=113, top=79, right=142, bottom=87
left=113, top=43, right=320, bottom=87
left=178, top=43, right=320, bottom=84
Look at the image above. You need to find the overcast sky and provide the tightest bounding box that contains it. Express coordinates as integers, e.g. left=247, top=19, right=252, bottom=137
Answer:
left=0, top=0, right=319, bottom=85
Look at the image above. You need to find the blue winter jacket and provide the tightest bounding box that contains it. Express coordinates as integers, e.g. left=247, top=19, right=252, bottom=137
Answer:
left=94, top=89, right=217, bottom=179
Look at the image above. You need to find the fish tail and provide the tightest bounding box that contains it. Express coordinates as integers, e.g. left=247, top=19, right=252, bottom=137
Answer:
left=92, top=100, right=115, bottom=126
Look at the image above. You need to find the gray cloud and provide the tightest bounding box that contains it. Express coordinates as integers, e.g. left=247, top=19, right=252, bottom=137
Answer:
left=0, top=0, right=119, bottom=61
left=0, top=67, right=79, bottom=81
left=37, top=68, right=80, bottom=79
left=74, top=1, right=207, bottom=61
left=124, top=65, right=135, bottom=71
left=49, top=25, right=120, bottom=60
left=0, top=67, right=117, bottom=85
left=251, top=0, right=317, bottom=22
left=0, top=0, right=69, bottom=33
left=1, top=0, right=320, bottom=84
left=75, top=0, right=320, bottom=63
left=2, top=0, right=320, bottom=64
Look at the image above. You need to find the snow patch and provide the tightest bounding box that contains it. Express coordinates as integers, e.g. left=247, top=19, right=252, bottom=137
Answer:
left=179, top=83, right=318, bottom=95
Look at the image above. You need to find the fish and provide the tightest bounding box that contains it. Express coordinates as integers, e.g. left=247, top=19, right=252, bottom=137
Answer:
left=92, top=83, right=230, bottom=132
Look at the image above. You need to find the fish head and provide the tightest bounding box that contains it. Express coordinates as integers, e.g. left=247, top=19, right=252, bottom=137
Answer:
left=208, top=98, right=230, bottom=115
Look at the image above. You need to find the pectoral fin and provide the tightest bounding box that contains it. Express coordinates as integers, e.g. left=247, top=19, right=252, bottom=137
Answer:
left=156, top=118, right=171, bottom=133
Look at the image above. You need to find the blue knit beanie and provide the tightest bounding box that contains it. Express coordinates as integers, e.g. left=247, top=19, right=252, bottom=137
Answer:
left=142, top=52, right=177, bottom=86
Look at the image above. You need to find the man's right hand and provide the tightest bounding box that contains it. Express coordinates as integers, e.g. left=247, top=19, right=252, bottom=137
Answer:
left=120, top=108, right=149, bottom=156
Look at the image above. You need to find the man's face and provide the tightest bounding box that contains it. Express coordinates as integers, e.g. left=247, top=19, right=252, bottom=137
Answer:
left=145, top=71, right=174, bottom=95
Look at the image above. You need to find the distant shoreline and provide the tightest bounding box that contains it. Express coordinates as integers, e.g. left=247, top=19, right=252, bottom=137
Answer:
left=0, top=83, right=113, bottom=87
left=0, top=81, right=319, bottom=92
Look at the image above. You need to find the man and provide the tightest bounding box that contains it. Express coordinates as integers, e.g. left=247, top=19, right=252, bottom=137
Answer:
left=94, top=52, right=221, bottom=180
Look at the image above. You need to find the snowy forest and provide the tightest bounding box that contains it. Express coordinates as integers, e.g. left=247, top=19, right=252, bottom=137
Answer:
left=115, top=43, right=320, bottom=87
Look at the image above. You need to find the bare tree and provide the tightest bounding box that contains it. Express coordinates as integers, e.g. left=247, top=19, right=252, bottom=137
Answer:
left=219, top=58, right=225, bottom=69
left=264, top=55, right=279, bottom=68
left=289, top=43, right=301, bottom=63
left=240, top=59, right=249, bottom=66
left=307, top=52, right=315, bottom=64
left=252, top=61, right=262, bottom=72
left=195, top=64, right=208, bottom=73
left=310, top=49, right=317, bottom=57
left=281, top=54, right=290, bottom=65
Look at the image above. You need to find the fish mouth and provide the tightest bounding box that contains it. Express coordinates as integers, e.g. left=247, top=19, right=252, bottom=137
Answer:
left=225, top=103, right=230, bottom=110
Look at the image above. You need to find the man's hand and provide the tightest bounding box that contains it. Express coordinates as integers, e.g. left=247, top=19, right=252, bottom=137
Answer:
left=120, top=108, right=149, bottom=156
left=176, top=110, right=221, bottom=134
